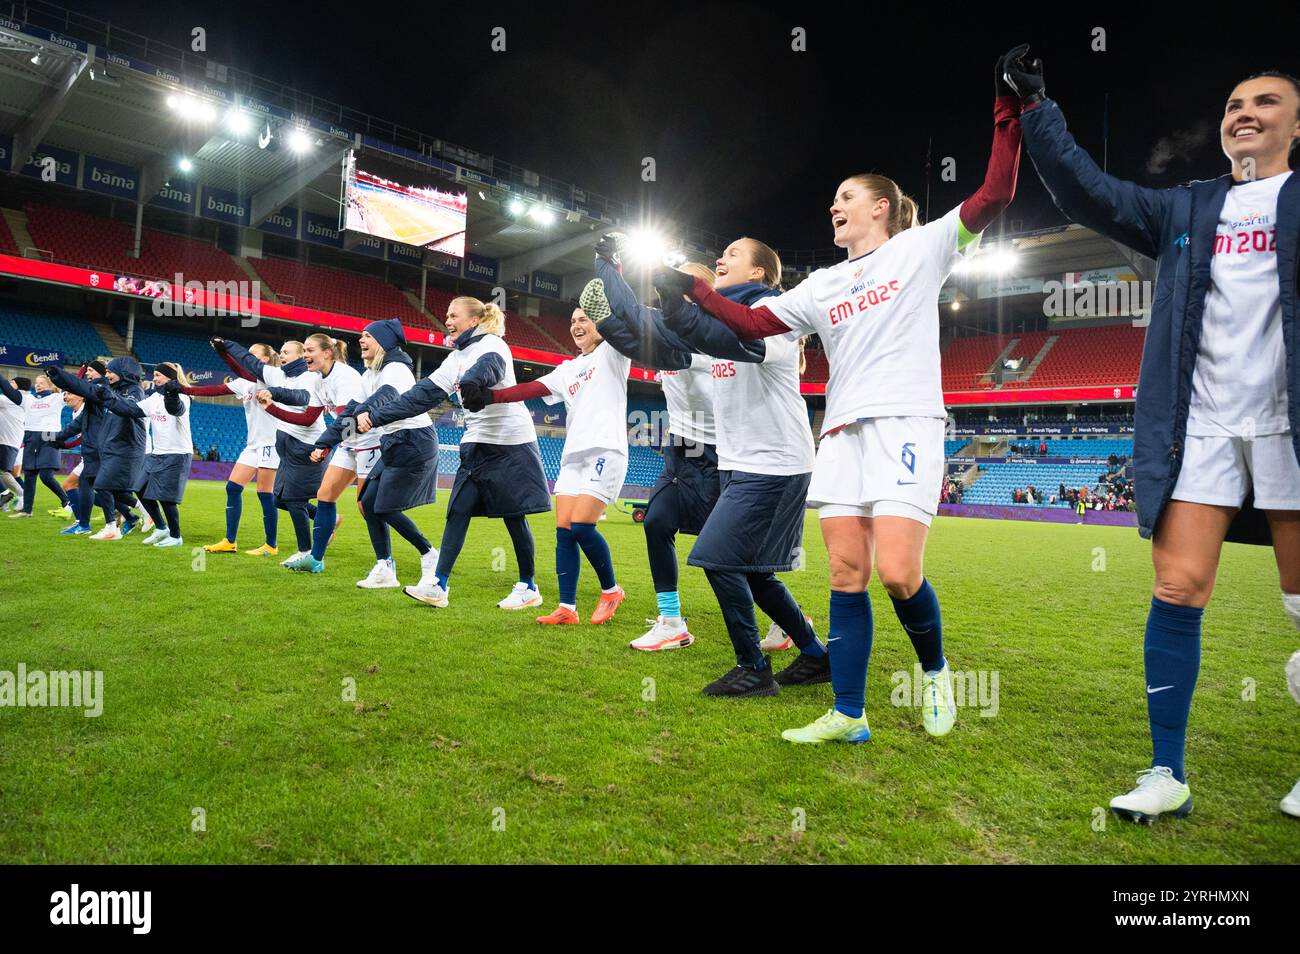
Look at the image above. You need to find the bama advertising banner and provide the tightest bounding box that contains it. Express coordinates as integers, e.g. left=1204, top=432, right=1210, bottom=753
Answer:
left=258, top=205, right=299, bottom=239
left=388, top=241, right=423, bottom=267
left=345, top=231, right=386, bottom=259
left=0, top=343, right=65, bottom=368
left=150, top=178, right=198, bottom=215
left=303, top=212, right=343, bottom=248
left=83, top=154, right=141, bottom=200
left=200, top=186, right=250, bottom=226
left=427, top=250, right=462, bottom=277
left=463, top=253, right=499, bottom=285
left=19, top=142, right=79, bottom=187
left=530, top=270, right=563, bottom=299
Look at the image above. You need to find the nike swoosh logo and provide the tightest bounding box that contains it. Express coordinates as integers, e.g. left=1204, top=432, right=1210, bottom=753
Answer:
left=1147, top=685, right=1174, bottom=694
left=827, top=636, right=841, bottom=642
left=896, top=480, right=917, bottom=486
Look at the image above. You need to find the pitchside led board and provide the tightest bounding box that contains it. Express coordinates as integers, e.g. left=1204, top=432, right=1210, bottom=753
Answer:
left=340, top=150, right=468, bottom=258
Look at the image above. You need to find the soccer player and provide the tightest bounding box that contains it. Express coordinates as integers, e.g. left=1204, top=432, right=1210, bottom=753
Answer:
left=360, top=297, right=550, bottom=609
left=1004, top=48, right=1300, bottom=821
left=460, top=308, right=627, bottom=626
left=0, top=372, right=71, bottom=519
left=578, top=249, right=716, bottom=649
left=45, top=390, right=83, bottom=522
left=0, top=373, right=24, bottom=513
left=45, top=361, right=111, bottom=534
left=45, top=358, right=148, bottom=540
left=213, top=337, right=324, bottom=565
left=251, top=334, right=367, bottom=573
left=182, top=343, right=283, bottom=556
left=126, top=363, right=194, bottom=548
left=312, top=320, right=440, bottom=591
left=654, top=56, right=1021, bottom=733
left=646, top=242, right=826, bottom=697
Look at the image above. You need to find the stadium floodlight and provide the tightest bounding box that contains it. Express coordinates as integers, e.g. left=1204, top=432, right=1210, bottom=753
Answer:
left=990, top=249, right=1019, bottom=275
left=29, top=51, right=42, bottom=65
left=225, top=109, right=252, bottom=135
left=528, top=206, right=555, bottom=226
left=167, top=93, right=216, bottom=123
left=951, top=300, right=961, bottom=312
left=508, top=198, right=526, bottom=216
left=622, top=228, right=670, bottom=267
left=177, top=157, right=193, bottom=173
left=285, top=127, right=314, bottom=154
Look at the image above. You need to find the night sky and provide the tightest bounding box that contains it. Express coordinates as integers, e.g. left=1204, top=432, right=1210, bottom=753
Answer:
left=71, top=0, right=1300, bottom=249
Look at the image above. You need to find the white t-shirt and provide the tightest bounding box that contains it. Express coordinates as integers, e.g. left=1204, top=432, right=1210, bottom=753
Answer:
left=367, top=360, right=431, bottom=435
left=257, top=364, right=323, bottom=444
left=1188, top=171, right=1291, bottom=438
left=139, top=391, right=193, bottom=455
left=708, top=332, right=815, bottom=475
left=536, top=341, right=631, bottom=464
left=226, top=378, right=278, bottom=450
left=303, top=363, right=368, bottom=449
left=760, top=204, right=968, bottom=436
left=20, top=389, right=64, bottom=434
left=430, top=333, right=537, bottom=446
left=0, top=390, right=25, bottom=448
left=658, top=354, right=715, bottom=445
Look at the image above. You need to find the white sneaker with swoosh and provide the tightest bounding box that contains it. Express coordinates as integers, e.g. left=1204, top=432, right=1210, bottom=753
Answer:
left=1110, top=767, right=1192, bottom=824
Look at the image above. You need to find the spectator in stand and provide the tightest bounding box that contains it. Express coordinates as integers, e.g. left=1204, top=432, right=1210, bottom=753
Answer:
left=206, top=447, right=219, bottom=462
left=1039, top=438, right=1047, bottom=456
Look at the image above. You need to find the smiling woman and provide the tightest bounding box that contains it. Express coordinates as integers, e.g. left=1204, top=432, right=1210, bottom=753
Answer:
left=1010, top=50, right=1300, bottom=824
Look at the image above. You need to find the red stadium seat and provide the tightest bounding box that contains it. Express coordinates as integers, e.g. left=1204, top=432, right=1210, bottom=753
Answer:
left=940, top=334, right=1010, bottom=391
left=249, top=255, right=433, bottom=329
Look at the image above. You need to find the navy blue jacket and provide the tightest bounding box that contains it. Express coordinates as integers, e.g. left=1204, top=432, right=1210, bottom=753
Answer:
left=44, top=366, right=107, bottom=461
left=660, top=281, right=778, bottom=363
left=593, top=257, right=695, bottom=370
left=1021, top=98, right=1299, bottom=544
left=76, top=377, right=146, bottom=490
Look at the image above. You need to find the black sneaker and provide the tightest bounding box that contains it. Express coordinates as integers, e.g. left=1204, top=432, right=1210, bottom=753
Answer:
left=774, top=651, right=832, bottom=686
left=702, top=663, right=780, bottom=697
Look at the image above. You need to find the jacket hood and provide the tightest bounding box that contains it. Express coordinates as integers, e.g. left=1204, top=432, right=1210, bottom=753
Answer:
left=107, top=356, right=142, bottom=384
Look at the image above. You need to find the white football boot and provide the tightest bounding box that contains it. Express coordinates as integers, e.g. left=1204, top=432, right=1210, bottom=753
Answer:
left=404, top=582, right=449, bottom=607
left=920, top=663, right=957, bottom=737
left=1110, top=767, right=1193, bottom=824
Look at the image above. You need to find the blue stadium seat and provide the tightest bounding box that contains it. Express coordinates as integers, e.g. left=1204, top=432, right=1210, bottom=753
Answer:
left=0, top=305, right=109, bottom=364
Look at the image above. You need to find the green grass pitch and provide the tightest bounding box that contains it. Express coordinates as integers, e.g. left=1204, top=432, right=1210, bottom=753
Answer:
left=1, top=479, right=1296, bottom=863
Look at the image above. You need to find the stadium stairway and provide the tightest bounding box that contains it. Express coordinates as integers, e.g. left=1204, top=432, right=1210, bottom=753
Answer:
left=402, top=289, right=446, bottom=332
left=1017, top=335, right=1058, bottom=383
left=92, top=319, right=131, bottom=358
left=980, top=337, right=1022, bottom=388
left=2, top=208, right=34, bottom=257
left=234, top=256, right=277, bottom=303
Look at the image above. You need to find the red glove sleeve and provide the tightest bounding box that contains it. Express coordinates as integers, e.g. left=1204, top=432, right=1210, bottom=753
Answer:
left=687, top=277, right=791, bottom=340
left=959, top=95, right=1023, bottom=235
left=488, top=381, right=552, bottom=404
left=262, top=404, right=325, bottom=426
left=181, top=384, right=235, bottom=396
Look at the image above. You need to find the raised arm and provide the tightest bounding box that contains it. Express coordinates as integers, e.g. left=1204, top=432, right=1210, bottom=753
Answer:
left=586, top=255, right=694, bottom=371
left=211, top=339, right=261, bottom=383
left=0, top=375, right=21, bottom=405
left=1004, top=45, right=1169, bottom=259
left=99, top=388, right=146, bottom=419
left=180, top=383, right=236, bottom=397
left=660, top=296, right=768, bottom=363
left=45, top=364, right=101, bottom=403
left=263, top=403, right=325, bottom=427
left=956, top=56, right=1024, bottom=237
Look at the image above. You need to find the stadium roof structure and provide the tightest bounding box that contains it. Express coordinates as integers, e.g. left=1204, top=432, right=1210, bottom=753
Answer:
left=0, top=0, right=1148, bottom=311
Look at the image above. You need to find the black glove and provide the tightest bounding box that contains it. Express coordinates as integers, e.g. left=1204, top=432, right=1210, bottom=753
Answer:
left=651, top=266, right=693, bottom=299
left=595, top=231, right=627, bottom=265
left=161, top=378, right=182, bottom=395
left=1001, top=44, right=1045, bottom=104
left=209, top=336, right=228, bottom=353
left=994, top=51, right=1015, bottom=98
left=459, top=382, right=492, bottom=413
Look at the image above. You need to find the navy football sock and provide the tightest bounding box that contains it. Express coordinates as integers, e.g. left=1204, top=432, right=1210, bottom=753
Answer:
left=66, top=488, right=80, bottom=515
left=829, top=590, right=873, bottom=719
left=556, top=526, right=580, bottom=605
left=890, top=578, right=946, bottom=673
left=1145, top=596, right=1202, bottom=783
left=311, top=500, right=336, bottom=561
left=224, top=480, right=243, bottom=542
left=257, top=491, right=277, bottom=548
left=570, top=522, right=616, bottom=590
